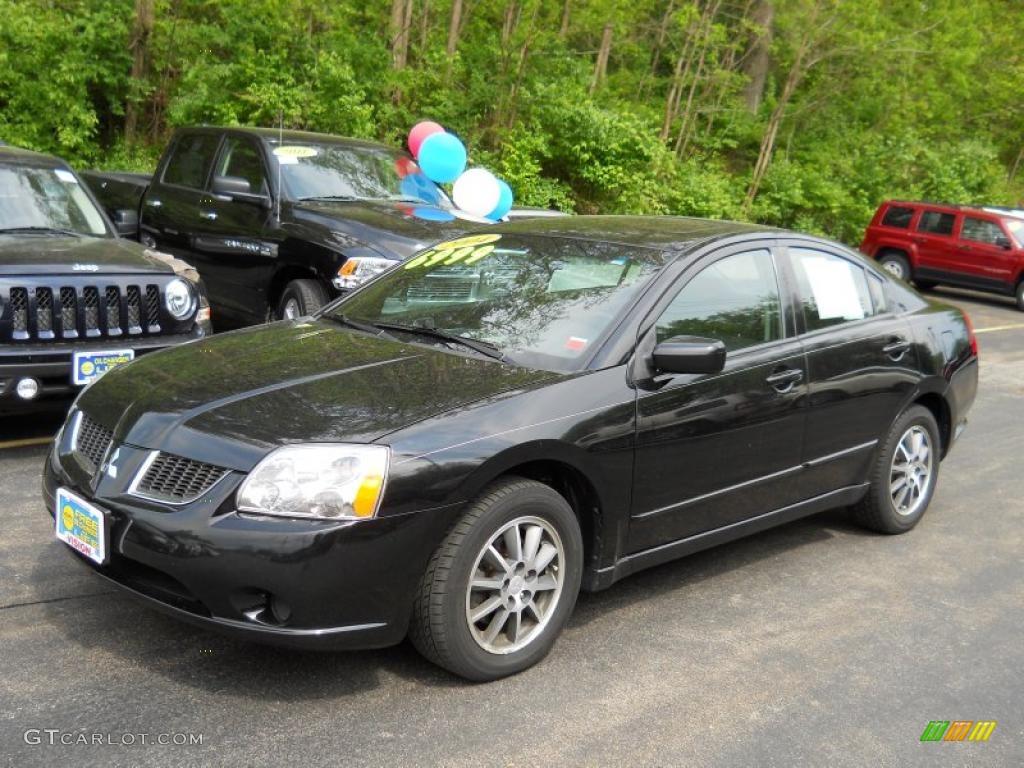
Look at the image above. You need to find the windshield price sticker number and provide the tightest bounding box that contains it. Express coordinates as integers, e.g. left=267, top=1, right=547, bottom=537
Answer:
left=404, top=234, right=502, bottom=271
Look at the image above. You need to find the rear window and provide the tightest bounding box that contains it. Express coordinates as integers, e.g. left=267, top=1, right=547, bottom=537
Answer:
left=917, top=210, right=955, bottom=236
left=162, top=134, right=220, bottom=189
left=881, top=206, right=914, bottom=228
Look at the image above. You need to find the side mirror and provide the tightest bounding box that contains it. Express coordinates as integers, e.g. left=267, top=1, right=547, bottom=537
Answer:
left=112, top=208, right=139, bottom=238
left=211, top=175, right=271, bottom=208
left=996, top=236, right=1012, bottom=250
left=652, top=335, right=727, bottom=375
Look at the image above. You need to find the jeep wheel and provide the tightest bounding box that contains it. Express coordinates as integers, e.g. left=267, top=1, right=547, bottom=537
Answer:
left=277, top=279, right=327, bottom=320
left=878, top=252, right=911, bottom=282
left=1015, top=281, right=1024, bottom=311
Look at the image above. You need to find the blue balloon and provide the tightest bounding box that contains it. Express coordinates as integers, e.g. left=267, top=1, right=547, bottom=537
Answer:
left=486, top=179, right=514, bottom=221
left=417, top=132, right=467, bottom=184
left=400, top=173, right=441, bottom=204
left=410, top=206, right=456, bottom=222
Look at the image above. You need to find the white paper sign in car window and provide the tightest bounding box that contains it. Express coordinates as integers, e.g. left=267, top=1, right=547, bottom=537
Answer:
left=54, top=169, right=78, bottom=183
left=273, top=146, right=318, bottom=165
left=802, top=255, right=865, bottom=321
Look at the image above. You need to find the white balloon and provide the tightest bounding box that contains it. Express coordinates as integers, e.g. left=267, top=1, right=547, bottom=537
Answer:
left=452, top=168, right=501, bottom=218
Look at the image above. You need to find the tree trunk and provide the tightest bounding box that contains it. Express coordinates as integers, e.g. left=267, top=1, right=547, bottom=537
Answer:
left=389, top=0, right=405, bottom=68
left=559, top=0, right=571, bottom=37
left=590, top=24, right=613, bottom=95
left=420, top=0, right=431, bottom=51
left=124, top=0, right=155, bottom=145
left=742, top=0, right=773, bottom=113
left=447, top=0, right=463, bottom=57
left=649, top=0, right=676, bottom=77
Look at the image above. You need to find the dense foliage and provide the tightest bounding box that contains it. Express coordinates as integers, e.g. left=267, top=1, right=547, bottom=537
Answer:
left=1, top=0, right=1022, bottom=243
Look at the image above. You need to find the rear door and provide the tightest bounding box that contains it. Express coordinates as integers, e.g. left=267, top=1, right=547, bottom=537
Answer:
left=782, top=243, right=918, bottom=497
left=953, top=214, right=1016, bottom=291
left=910, top=208, right=957, bottom=278
left=627, top=244, right=808, bottom=553
left=142, top=131, right=223, bottom=263
left=191, top=135, right=279, bottom=325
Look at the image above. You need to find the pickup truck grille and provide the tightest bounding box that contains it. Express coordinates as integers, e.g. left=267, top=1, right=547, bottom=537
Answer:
left=4, top=282, right=165, bottom=342
left=132, top=452, right=229, bottom=504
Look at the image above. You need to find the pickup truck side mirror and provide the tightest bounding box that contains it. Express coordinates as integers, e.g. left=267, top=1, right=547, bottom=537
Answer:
left=652, top=335, right=727, bottom=375
left=212, top=175, right=271, bottom=208
left=112, top=208, right=139, bottom=238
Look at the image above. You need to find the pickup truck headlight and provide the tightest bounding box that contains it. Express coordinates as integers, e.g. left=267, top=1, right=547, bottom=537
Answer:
left=332, top=257, right=396, bottom=291
left=165, top=278, right=196, bottom=320
left=236, top=444, right=389, bottom=520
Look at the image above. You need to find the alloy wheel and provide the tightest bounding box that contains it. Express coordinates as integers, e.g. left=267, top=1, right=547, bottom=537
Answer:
left=889, top=425, right=934, bottom=516
left=464, top=516, right=565, bottom=655
left=882, top=260, right=905, bottom=280
left=283, top=297, right=301, bottom=319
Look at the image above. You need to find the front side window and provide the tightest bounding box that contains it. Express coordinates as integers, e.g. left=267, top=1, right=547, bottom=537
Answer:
left=217, top=138, right=268, bottom=195
left=960, top=216, right=1007, bottom=246
left=162, top=133, right=221, bottom=189
left=916, top=210, right=955, bottom=236
left=654, top=250, right=783, bottom=352
left=881, top=206, right=914, bottom=228
left=0, top=165, right=108, bottom=236
left=334, top=235, right=660, bottom=372
left=791, top=248, right=873, bottom=331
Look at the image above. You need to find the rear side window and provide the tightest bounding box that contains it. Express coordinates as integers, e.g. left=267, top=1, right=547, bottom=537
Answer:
left=916, top=210, right=955, bottom=236
left=881, top=206, right=914, bottom=228
left=790, top=248, right=873, bottom=331
left=960, top=216, right=1006, bottom=246
left=162, top=134, right=220, bottom=189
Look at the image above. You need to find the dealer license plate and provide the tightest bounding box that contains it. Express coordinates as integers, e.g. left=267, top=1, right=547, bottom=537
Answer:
left=55, top=487, right=109, bottom=565
left=72, top=349, right=134, bottom=386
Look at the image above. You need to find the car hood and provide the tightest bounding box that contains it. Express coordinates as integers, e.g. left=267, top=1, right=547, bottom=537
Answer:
left=290, top=199, right=485, bottom=259
left=76, top=319, right=562, bottom=471
left=0, top=235, right=175, bottom=276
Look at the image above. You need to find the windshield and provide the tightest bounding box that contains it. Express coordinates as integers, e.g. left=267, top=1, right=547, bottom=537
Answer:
left=331, top=234, right=660, bottom=372
left=269, top=141, right=450, bottom=207
left=0, top=164, right=109, bottom=236
left=1002, top=217, right=1024, bottom=248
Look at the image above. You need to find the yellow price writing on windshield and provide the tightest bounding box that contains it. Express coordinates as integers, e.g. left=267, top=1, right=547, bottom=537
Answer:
left=404, top=235, right=500, bottom=270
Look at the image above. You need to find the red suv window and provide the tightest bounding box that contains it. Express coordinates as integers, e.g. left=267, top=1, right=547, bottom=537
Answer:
left=961, top=216, right=1006, bottom=246
left=881, top=206, right=914, bottom=228
left=917, top=210, right=955, bottom=236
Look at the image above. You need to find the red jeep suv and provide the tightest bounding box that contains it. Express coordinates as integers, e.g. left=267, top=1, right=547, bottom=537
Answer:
left=861, top=201, right=1024, bottom=310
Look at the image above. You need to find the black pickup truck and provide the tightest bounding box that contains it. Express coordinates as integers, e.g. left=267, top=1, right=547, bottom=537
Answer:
left=0, top=145, right=211, bottom=413
left=83, top=127, right=485, bottom=329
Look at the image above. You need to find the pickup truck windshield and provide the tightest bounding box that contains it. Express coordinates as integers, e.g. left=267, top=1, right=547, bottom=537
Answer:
left=269, top=141, right=450, bottom=207
left=331, top=234, right=660, bottom=372
left=0, top=165, right=108, bottom=236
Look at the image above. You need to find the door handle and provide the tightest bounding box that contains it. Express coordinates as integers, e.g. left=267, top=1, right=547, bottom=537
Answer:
left=911, top=236, right=927, bottom=244
left=883, top=337, right=911, bottom=360
left=766, top=368, right=803, bottom=393
left=199, top=211, right=218, bottom=221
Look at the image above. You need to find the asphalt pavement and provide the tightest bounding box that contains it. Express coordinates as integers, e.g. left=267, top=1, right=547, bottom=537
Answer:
left=1, top=286, right=1021, bottom=767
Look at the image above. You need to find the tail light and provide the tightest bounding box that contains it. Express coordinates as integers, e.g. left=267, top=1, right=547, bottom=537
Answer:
left=962, top=311, right=979, bottom=357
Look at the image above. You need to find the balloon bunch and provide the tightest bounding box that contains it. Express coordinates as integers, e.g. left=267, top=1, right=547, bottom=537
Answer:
left=407, top=121, right=514, bottom=221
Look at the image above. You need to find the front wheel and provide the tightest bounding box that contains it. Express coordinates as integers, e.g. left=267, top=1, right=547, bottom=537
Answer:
left=853, top=405, right=941, bottom=534
left=276, top=279, right=327, bottom=320
left=409, top=477, right=583, bottom=681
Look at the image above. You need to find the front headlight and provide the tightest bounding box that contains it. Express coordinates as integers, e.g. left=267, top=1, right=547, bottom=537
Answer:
left=332, top=257, right=396, bottom=291
left=165, top=277, right=196, bottom=320
left=236, top=444, right=389, bottom=520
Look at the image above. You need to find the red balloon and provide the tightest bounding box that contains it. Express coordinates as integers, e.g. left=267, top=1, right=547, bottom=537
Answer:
left=394, top=156, right=418, bottom=178
left=408, top=121, right=444, bottom=158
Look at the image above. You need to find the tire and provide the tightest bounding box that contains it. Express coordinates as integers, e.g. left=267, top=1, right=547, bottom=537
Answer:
left=409, top=477, right=583, bottom=681
left=276, top=279, right=327, bottom=320
left=852, top=405, right=941, bottom=534
left=914, top=279, right=937, bottom=291
left=1015, top=280, right=1024, bottom=311
left=878, top=252, right=911, bottom=282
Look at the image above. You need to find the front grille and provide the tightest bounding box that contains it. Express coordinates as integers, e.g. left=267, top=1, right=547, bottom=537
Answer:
left=75, top=412, right=114, bottom=471
left=4, top=282, right=165, bottom=342
left=133, top=452, right=228, bottom=504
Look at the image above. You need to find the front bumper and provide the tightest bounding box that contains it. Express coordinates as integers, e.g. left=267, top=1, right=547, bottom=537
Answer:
left=1, top=330, right=204, bottom=411
left=43, top=442, right=464, bottom=650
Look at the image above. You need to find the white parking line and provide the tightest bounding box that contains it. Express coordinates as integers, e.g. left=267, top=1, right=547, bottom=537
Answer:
left=975, top=323, right=1024, bottom=334
left=0, top=436, right=52, bottom=450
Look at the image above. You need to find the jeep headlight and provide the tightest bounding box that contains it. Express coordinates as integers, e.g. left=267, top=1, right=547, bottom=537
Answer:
left=332, top=257, right=396, bottom=291
left=165, top=277, right=196, bottom=320
left=236, top=444, right=389, bottom=520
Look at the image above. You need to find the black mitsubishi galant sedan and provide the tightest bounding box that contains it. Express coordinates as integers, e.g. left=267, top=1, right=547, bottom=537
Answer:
left=43, top=217, right=978, bottom=680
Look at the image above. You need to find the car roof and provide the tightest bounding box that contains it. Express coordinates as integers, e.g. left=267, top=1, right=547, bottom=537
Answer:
left=481, top=214, right=781, bottom=256
left=0, top=144, right=67, bottom=169
left=173, top=125, right=400, bottom=154
left=883, top=200, right=1014, bottom=218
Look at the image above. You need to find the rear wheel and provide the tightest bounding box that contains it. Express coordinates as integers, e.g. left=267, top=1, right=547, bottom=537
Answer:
left=276, top=279, right=327, bottom=320
left=409, top=477, right=583, bottom=681
left=878, top=252, right=911, bottom=282
left=853, top=405, right=941, bottom=534
left=1015, top=280, right=1024, bottom=311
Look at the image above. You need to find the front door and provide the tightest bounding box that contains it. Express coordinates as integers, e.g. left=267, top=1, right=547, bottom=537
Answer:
left=953, top=215, right=1016, bottom=291
left=627, top=246, right=808, bottom=554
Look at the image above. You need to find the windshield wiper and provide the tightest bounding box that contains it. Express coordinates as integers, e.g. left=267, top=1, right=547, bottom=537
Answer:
left=371, top=322, right=508, bottom=362
left=0, top=226, right=84, bottom=237
left=323, top=314, right=397, bottom=339
left=296, top=195, right=366, bottom=203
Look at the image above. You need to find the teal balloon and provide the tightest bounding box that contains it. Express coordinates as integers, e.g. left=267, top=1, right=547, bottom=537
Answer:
left=486, top=180, right=514, bottom=221
left=417, top=132, right=467, bottom=184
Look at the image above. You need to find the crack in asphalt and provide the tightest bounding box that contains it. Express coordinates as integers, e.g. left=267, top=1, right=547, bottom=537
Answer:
left=0, top=590, right=117, bottom=612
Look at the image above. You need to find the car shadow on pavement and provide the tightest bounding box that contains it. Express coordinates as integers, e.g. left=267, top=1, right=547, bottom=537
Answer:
left=33, top=507, right=867, bottom=694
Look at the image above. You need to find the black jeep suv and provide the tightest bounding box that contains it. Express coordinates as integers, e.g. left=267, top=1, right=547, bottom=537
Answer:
left=0, top=145, right=211, bottom=413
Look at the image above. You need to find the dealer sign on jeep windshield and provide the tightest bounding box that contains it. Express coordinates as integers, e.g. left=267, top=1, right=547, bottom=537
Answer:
left=45, top=216, right=978, bottom=680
